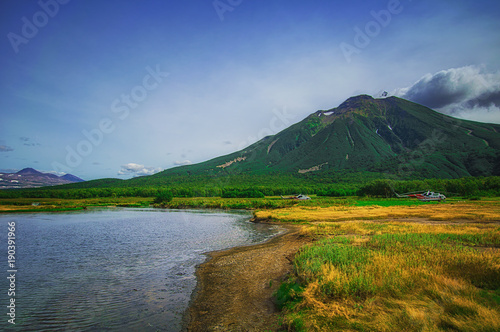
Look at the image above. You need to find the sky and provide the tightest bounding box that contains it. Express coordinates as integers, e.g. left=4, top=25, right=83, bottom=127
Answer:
left=1, top=0, right=500, bottom=180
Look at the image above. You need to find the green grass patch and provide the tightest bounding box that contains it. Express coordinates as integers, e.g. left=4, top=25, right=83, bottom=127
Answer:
left=275, top=279, right=304, bottom=310
left=278, top=221, right=500, bottom=331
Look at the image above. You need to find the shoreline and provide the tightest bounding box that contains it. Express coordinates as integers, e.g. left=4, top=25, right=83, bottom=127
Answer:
left=184, top=222, right=309, bottom=331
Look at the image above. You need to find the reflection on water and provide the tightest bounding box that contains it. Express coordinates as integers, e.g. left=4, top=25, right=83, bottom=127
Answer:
left=0, top=208, right=281, bottom=331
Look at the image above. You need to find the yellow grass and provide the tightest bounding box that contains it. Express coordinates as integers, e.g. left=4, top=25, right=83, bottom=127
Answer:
left=255, top=199, right=500, bottom=222
left=0, top=197, right=152, bottom=212
left=296, top=256, right=500, bottom=331
left=274, top=200, right=500, bottom=331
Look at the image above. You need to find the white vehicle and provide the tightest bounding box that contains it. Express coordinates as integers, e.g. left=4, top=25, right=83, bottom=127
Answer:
left=281, top=194, right=311, bottom=200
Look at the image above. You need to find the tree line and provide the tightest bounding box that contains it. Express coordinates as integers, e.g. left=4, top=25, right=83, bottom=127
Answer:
left=0, top=176, right=499, bottom=199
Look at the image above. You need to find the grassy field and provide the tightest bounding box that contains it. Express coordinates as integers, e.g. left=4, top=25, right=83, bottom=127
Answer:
left=0, top=197, right=153, bottom=212
left=276, top=221, right=500, bottom=331
left=254, top=197, right=500, bottom=222
left=0, top=195, right=370, bottom=212
left=268, top=199, right=500, bottom=331
left=2, top=195, right=498, bottom=216
left=0, top=196, right=300, bottom=212
left=2, top=194, right=499, bottom=330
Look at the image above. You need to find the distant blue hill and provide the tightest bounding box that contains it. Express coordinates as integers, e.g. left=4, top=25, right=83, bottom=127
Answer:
left=0, top=168, right=84, bottom=189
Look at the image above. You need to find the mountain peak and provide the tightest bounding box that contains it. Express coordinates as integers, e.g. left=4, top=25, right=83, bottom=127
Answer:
left=324, top=95, right=378, bottom=117
left=16, top=168, right=42, bottom=175
left=338, top=94, right=374, bottom=107
left=60, top=174, right=85, bottom=182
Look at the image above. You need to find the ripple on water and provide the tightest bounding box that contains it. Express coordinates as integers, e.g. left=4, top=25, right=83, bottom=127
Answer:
left=0, top=209, right=281, bottom=332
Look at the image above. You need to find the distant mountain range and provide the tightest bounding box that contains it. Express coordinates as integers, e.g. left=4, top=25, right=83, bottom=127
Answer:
left=0, top=168, right=84, bottom=189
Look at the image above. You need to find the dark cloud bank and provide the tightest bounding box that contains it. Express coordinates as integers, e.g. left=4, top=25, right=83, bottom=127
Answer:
left=394, top=66, right=500, bottom=124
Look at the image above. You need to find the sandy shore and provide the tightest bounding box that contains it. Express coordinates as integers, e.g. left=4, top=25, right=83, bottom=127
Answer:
left=184, top=223, right=309, bottom=331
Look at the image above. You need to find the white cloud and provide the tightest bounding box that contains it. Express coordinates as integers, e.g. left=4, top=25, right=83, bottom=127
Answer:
left=393, top=66, right=500, bottom=124
left=452, top=104, right=500, bottom=124
left=46, top=170, right=67, bottom=176
left=174, top=160, right=192, bottom=166
left=118, top=163, right=163, bottom=177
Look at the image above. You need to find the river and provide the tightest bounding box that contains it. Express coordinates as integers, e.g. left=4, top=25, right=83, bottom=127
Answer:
left=0, top=208, right=281, bottom=331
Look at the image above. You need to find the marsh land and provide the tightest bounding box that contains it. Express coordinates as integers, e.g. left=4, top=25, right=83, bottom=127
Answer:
left=1, top=196, right=499, bottom=331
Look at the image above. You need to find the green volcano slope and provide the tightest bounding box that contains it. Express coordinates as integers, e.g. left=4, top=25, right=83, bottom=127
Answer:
left=150, top=95, right=500, bottom=180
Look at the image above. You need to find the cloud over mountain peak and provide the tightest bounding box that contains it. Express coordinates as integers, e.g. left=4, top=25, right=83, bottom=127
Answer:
left=394, top=66, right=500, bottom=124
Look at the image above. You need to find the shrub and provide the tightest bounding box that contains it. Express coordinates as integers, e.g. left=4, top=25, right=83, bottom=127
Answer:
left=358, top=179, right=395, bottom=197
left=153, top=190, right=173, bottom=204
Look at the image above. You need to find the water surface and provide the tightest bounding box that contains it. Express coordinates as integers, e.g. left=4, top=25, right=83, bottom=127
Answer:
left=0, top=208, right=281, bottom=331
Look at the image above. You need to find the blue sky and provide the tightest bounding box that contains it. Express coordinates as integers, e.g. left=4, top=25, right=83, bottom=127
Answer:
left=1, top=0, right=500, bottom=180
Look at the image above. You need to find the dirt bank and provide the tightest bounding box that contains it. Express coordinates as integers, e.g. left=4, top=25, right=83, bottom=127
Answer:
left=185, top=223, right=309, bottom=331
